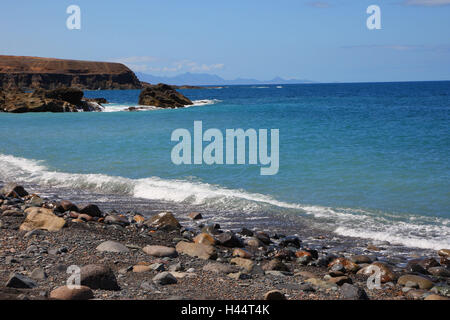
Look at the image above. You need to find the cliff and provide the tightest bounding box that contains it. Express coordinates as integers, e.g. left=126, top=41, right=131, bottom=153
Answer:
left=0, top=55, right=142, bottom=90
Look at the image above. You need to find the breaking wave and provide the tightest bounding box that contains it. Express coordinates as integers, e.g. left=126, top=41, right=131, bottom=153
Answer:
left=0, top=153, right=448, bottom=250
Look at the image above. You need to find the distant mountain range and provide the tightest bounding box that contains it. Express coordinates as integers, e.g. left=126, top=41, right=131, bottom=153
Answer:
left=135, top=72, right=315, bottom=86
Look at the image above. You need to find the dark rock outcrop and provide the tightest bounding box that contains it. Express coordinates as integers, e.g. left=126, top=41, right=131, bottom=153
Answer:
left=0, top=55, right=142, bottom=90
left=0, top=87, right=105, bottom=113
left=138, top=83, right=193, bottom=108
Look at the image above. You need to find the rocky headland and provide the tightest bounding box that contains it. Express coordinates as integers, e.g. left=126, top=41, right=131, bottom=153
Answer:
left=0, top=182, right=449, bottom=300
left=0, top=55, right=141, bottom=90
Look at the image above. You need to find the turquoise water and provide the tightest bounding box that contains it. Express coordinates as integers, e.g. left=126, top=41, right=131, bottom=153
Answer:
left=0, top=82, right=449, bottom=249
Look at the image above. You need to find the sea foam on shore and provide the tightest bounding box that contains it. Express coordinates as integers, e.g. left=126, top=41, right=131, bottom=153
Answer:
left=1, top=152, right=448, bottom=251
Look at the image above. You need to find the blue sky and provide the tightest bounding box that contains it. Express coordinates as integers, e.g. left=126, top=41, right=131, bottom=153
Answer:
left=0, top=0, right=449, bottom=82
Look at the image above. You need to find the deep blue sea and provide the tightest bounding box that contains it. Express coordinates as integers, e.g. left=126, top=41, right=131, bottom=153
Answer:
left=0, top=82, right=449, bottom=249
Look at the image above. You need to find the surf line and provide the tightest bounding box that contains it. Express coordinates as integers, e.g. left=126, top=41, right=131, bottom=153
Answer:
left=171, top=121, right=279, bottom=175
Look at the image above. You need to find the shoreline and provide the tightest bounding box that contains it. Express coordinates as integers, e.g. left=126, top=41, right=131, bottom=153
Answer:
left=0, top=181, right=449, bottom=300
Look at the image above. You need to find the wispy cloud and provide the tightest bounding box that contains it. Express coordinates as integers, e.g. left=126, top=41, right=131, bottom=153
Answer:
left=341, top=44, right=450, bottom=53
left=341, top=45, right=425, bottom=51
left=404, top=0, right=450, bottom=6
left=107, top=56, right=224, bottom=74
left=307, top=1, right=331, bottom=8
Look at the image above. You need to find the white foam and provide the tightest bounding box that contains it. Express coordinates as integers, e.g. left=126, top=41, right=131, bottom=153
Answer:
left=190, top=99, right=221, bottom=107
left=98, top=99, right=220, bottom=112
left=1, top=153, right=449, bottom=250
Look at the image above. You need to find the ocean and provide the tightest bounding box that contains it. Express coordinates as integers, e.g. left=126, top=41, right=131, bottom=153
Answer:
left=0, top=81, right=449, bottom=250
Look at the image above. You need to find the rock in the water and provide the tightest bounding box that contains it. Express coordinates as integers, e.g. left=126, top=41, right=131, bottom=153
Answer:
left=264, top=290, right=286, bottom=300
left=143, top=245, right=177, bottom=257
left=96, top=240, right=130, bottom=253
left=145, top=211, right=181, bottom=230
left=80, top=264, right=120, bottom=290
left=138, top=83, right=193, bottom=108
left=1, top=184, right=28, bottom=197
left=437, top=249, right=450, bottom=257
left=215, top=232, right=244, bottom=248
left=6, top=273, right=37, bottom=289
left=397, top=275, right=434, bottom=290
left=78, top=204, right=102, bottom=217
left=175, top=241, right=217, bottom=260
left=20, top=207, right=66, bottom=232
left=188, top=212, right=203, bottom=220
left=50, top=285, right=94, bottom=300
left=153, top=272, right=178, bottom=285
left=340, top=283, right=369, bottom=300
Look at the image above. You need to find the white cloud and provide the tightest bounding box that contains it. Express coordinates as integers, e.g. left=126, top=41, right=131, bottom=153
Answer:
left=341, top=44, right=426, bottom=51
left=109, top=56, right=159, bottom=64
left=109, top=56, right=225, bottom=74
left=404, top=0, right=450, bottom=6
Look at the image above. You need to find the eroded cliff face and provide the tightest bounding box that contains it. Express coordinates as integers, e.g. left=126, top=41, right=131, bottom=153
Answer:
left=0, top=55, right=142, bottom=90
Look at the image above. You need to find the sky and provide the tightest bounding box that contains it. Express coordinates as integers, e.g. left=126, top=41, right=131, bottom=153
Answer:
left=0, top=0, right=449, bottom=83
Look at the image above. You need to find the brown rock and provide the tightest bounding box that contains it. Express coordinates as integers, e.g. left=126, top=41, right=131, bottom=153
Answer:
left=1, top=184, right=28, bottom=197
left=357, top=262, right=397, bottom=283
left=80, top=264, right=120, bottom=290
left=230, top=258, right=255, bottom=272
left=215, top=232, right=244, bottom=248
left=138, top=83, right=193, bottom=108
left=437, top=249, right=450, bottom=257
left=132, top=265, right=152, bottom=273
left=262, top=260, right=289, bottom=272
left=133, top=215, right=145, bottom=224
left=424, top=294, right=450, bottom=300
left=188, top=212, right=203, bottom=220
left=246, top=238, right=263, bottom=248
left=264, top=290, right=286, bottom=300
left=50, top=285, right=93, bottom=300
left=232, top=248, right=253, bottom=259
left=143, top=245, right=177, bottom=258
left=328, top=257, right=360, bottom=273
left=175, top=241, right=217, bottom=260
left=397, top=275, right=434, bottom=290
left=145, top=211, right=181, bottom=230
left=193, top=233, right=216, bottom=246
left=78, top=214, right=93, bottom=222
left=328, top=276, right=353, bottom=286
left=55, top=200, right=79, bottom=213
left=20, top=207, right=66, bottom=232
left=203, top=263, right=237, bottom=274
left=78, top=204, right=102, bottom=217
